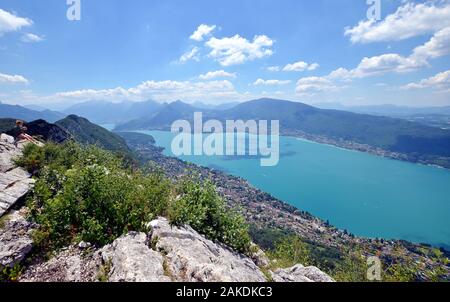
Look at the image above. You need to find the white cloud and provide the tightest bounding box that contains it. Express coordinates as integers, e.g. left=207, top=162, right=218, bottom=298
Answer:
left=412, top=26, right=450, bottom=60
left=53, top=80, right=240, bottom=103
left=190, top=24, right=216, bottom=41
left=295, top=76, right=339, bottom=94
left=179, top=47, right=200, bottom=63
left=331, top=54, right=425, bottom=80
left=267, top=66, right=280, bottom=72
left=283, top=61, right=319, bottom=72
left=402, top=70, right=450, bottom=90
left=0, top=72, right=28, bottom=84
left=21, top=33, right=44, bottom=43
left=0, top=9, right=32, bottom=35
left=345, top=2, right=450, bottom=43
left=253, top=79, right=291, bottom=86
left=198, top=70, right=236, bottom=80
left=206, top=34, right=274, bottom=66
left=297, top=21, right=450, bottom=94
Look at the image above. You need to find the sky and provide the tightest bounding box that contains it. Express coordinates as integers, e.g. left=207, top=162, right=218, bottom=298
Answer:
left=0, top=0, right=449, bottom=108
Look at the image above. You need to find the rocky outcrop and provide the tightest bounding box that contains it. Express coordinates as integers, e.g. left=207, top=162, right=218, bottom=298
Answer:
left=271, top=264, right=335, bottom=282
left=99, top=232, right=170, bottom=282
left=0, top=134, right=35, bottom=217
left=0, top=134, right=38, bottom=272
left=0, top=209, right=34, bottom=269
left=20, top=246, right=101, bottom=282
left=6, top=120, right=70, bottom=144
left=17, top=218, right=334, bottom=282
left=149, top=218, right=267, bottom=282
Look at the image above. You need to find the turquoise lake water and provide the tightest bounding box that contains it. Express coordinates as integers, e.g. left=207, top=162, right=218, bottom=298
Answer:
left=125, top=129, right=450, bottom=248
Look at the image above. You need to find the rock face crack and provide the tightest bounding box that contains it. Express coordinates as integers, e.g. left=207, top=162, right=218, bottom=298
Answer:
left=149, top=217, right=267, bottom=282
left=0, top=135, right=35, bottom=217
left=0, top=210, right=34, bottom=269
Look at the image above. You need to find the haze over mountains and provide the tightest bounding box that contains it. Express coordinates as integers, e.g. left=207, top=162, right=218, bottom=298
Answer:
left=316, top=103, right=450, bottom=117
left=0, top=102, right=64, bottom=123
left=2, top=98, right=450, bottom=167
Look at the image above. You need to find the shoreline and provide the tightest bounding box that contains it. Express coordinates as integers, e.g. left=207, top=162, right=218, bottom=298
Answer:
left=281, top=129, right=450, bottom=170
left=125, top=126, right=450, bottom=171
left=119, top=130, right=450, bottom=252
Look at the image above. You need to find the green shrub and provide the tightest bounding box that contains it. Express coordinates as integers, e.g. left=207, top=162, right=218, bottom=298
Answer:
left=15, top=143, right=45, bottom=174
left=23, top=143, right=171, bottom=251
left=268, top=235, right=311, bottom=268
left=0, top=264, right=23, bottom=282
left=331, top=250, right=368, bottom=282
left=20, top=142, right=251, bottom=257
left=169, top=178, right=252, bottom=254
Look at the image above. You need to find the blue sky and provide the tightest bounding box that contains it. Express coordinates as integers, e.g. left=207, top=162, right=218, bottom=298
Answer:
left=0, top=0, right=449, bottom=107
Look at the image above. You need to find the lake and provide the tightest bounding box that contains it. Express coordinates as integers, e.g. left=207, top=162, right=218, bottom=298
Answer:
left=124, top=129, right=450, bottom=248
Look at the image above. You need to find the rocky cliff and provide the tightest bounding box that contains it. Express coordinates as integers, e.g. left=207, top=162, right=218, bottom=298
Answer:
left=0, top=134, right=35, bottom=217
left=18, top=218, right=334, bottom=282
left=0, top=133, right=334, bottom=282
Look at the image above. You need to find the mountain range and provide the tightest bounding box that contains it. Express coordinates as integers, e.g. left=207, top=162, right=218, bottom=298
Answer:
left=3, top=98, right=450, bottom=166
left=114, top=98, right=450, bottom=165
left=0, top=103, right=64, bottom=123
left=62, top=100, right=164, bottom=124
left=316, top=103, right=450, bottom=117
left=1, top=115, right=129, bottom=154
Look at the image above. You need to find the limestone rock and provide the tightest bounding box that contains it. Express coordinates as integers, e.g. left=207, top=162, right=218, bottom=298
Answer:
left=99, top=232, right=170, bottom=282
left=0, top=137, right=35, bottom=217
left=271, top=264, right=335, bottom=282
left=0, top=140, right=21, bottom=173
left=251, top=246, right=270, bottom=268
left=20, top=246, right=101, bottom=282
left=1, top=134, right=14, bottom=144
left=149, top=218, right=267, bottom=282
left=0, top=210, right=34, bottom=268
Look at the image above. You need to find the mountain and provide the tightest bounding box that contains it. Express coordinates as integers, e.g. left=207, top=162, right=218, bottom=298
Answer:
left=316, top=103, right=450, bottom=117
left=190, top=101, right=241, bottom=110
left=0, top=118, right=17, bottom=133
left=218, top=99, right=450, bottom=155
left=55, top=115, right=130, bottom=153
left=115, top=101, right=201, bottom=131
left=64, top=100, right=163, bottom=124
left=115, top=98, right=450, bottom=164
left=0, top=103, right=64, bottom=122
left=5, top=119, right=70, bottom=143
left=24, top=104, right=48, bottom=111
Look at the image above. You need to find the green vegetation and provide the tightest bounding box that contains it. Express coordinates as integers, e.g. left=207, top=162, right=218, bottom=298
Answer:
left=251, top=226, right=449, bottom=282
left=0, top=264, right=23, bottom=282
left=17, top=142, right=252, bottom=256
left=169, top=178, right=252, bottom=254
left=268, top=236, right=311, bottom=268
left=97, top=259, right=112, bottom=282
left=23, top=142, right=169, bottom=251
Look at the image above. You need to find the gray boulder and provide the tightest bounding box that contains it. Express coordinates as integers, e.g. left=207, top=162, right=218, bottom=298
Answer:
left=99, top=232, right=171, bottom=282
left=0, top=210, right=34, bottom=268
left=20, top=246, right=101, bottom=282
left=1, top=134, right=15, bottom=145
left=0, top=138, right=35, bottom=217
left=271, top=264, right=335, bottom=282
left=149, top=218, right=267, bottom=282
